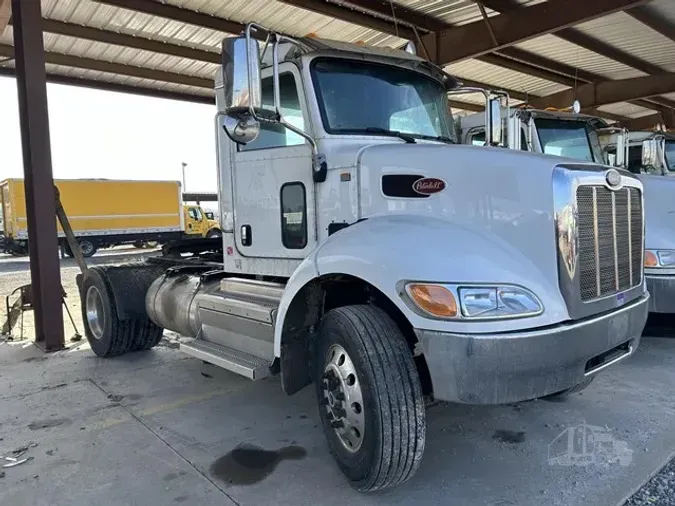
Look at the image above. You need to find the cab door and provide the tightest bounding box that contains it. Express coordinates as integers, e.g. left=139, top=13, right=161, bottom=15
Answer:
left=184, top=205, right=206, bottom=236
left=231, top=63, right=316, bottom=259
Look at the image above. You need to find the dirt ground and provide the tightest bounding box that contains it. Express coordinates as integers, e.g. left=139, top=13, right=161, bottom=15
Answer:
left=0, top=247, right=158, bottom=344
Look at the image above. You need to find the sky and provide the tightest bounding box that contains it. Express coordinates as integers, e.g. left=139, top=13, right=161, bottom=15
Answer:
left=0, top=76, right=218, bottom=193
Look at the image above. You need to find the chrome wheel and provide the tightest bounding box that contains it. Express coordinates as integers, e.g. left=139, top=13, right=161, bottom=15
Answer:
left=85, top=285, right=105, bottom=340
left=321, top=344, right=365, bottom=453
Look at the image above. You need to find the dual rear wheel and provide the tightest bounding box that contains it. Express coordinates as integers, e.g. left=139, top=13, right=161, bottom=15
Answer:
left=81, top=267, right=163, bottom=357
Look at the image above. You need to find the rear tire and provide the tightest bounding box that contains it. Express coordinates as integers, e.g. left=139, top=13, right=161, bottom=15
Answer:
left=314, top=305, right=426, bottom=492
left=79, top=239, right=98, bottom=258
left=81, top=267, right=163, bottom=357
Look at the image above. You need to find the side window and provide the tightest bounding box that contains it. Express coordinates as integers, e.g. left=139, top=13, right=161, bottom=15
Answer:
left=240, top=73, right=305, bottom=152
left=280, top=183, right=307, bottom=249
left=188, top=208, right=198, bottom=220
left=195, top=208, right=203, bottom=221
left=469, top=130, right=486, bottom=146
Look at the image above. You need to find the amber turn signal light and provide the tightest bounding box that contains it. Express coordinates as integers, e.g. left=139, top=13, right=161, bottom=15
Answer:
left=645, top=250, right=658, bottom=267
left=407, top=284, right=458, bottom=318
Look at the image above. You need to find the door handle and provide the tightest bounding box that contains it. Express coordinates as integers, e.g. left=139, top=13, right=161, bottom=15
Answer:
left=241, top=224, right=252, bottom=246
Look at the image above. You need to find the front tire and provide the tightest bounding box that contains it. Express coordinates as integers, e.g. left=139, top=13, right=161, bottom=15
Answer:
left=314, top=305, right=425, bottom=492
left=81, top=267, right=163, bottom=357
left=206, top=229, right=222, bottom=239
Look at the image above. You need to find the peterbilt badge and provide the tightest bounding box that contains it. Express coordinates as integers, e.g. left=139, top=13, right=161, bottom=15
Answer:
left=413, top=177, right=446, bottom=195
left=605, top=169, right=622, bottom=189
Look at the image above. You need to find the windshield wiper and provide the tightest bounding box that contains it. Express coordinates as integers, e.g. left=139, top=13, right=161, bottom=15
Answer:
left=364, top=127, right=416, bottom=144
left=411, top=133, right=456, bottom=144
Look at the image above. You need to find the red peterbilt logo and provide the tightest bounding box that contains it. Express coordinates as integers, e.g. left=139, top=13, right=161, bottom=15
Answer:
left=412, top=177, right=446, bottom=195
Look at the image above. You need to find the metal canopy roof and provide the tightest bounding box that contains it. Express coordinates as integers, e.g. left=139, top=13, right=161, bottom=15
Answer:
left=1, top=0, right=675, bottom=128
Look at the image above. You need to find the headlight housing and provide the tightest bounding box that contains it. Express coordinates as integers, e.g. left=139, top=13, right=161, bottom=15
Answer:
left=404, top=283, right=543, bottom=320
left=645, top=249, right=675, bottom=268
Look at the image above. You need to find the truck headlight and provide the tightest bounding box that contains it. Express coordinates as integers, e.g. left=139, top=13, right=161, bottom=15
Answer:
left=459, top=286, right=542, bottom=318
left=404, top=283, right=542, bottom=320
left=645, top=249, right=675, bottom=268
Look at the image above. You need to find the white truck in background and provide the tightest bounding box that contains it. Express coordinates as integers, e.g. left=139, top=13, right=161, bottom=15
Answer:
left=77, top=26, right=648, bottom=491
left=461, top=105, right=675, bottom=315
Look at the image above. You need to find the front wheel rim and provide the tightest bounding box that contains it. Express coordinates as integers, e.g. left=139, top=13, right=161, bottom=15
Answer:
left=322, top=344, right=365, bottom=453
left=85, top=286, right=105, bottom=340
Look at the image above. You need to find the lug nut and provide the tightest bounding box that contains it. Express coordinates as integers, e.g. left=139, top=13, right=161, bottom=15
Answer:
left=331, top=420, right=345, bottom=429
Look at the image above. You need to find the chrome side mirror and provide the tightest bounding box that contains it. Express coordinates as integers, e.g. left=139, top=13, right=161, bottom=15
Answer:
left=488, top=98, right=502, bottom=145
left=221, top=35, right=262, bottom=144
left=642, top=138, right=665, bottom=172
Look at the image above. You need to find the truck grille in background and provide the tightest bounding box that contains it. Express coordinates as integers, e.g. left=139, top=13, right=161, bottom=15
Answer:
left=576, top=186, right=643, bottom=302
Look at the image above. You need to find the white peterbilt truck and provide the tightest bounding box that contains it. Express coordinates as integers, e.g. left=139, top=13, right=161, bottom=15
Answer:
left=78, top=26, right=648, bottom=491
left=461, top=106, right=675, bottom=316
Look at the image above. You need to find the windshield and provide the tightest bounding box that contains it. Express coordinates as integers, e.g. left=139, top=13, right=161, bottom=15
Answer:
left=311, top=58, right=454, bottom=141
left=667, top=141, right=675, bottom=171
left=535, top=119, right=597, bottom=162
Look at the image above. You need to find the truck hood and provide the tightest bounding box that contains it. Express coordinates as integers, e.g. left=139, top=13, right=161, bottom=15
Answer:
left=351, top=142, right=566, bottom=301
left=638, top=174, right=675, bottom=249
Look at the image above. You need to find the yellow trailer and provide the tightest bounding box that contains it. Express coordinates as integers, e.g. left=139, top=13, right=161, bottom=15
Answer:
left=1, top=179, right=185, bottom=257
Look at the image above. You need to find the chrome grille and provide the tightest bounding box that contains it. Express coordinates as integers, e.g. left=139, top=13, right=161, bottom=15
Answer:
left=576, top=185, right=643, bottom=302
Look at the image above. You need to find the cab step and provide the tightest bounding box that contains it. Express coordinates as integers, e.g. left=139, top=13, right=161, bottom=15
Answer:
left=180, top=339, right=273, bottom=380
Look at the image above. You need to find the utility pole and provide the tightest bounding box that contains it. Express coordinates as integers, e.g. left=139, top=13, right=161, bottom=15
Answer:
left=181, top=162, right=188, bottom=192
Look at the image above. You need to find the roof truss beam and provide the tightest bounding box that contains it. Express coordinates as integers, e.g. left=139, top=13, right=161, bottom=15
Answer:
left=0, top=66, right=214, bottom=104
left=423, top=0, right=647, bottom=65
left=277, top=0, right=417, bottom=39
left=479, top=0, right=675, bottom=110
left=623, top=112, right=675, bottom=130
left=529, top=72, right=675, bottom=110
left=485, top=48, right=675, bottom=112
left=14, top=18, right=221, bottom=64
left=324, top=0, right=447, bottom=32
left=93, top=0, right=246, bottom=36
left=0, top=44, right=213, bottom=88
left=626, top=5, right=675, bottom=44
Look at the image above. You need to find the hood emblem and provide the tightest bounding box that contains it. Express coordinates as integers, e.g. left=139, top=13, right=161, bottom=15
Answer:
left=413, top=177, right=446, bottom=195
left=605, top=169, right=622, bottom=190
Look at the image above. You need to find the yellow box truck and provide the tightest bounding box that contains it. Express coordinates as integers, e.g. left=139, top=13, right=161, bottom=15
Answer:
left=1, top=179, right=187, bottom=257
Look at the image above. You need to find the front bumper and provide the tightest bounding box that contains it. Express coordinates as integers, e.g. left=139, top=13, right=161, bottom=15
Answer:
left=646, top=274, right=675, bottom=313
left=416, top=294, right=649, bottom=405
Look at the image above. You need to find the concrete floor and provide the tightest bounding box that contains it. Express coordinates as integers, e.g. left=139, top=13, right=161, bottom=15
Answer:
left=1, top=335, right=674, bottom=506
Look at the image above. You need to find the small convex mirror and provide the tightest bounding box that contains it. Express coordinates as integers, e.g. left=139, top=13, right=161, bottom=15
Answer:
left=221, top=36, right=262, bottom=144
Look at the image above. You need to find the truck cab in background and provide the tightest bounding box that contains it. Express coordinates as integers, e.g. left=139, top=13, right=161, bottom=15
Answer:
left=183, top=204, right=221, bottom=239
left=605, top=130, right=675, bottom=315
left=461, top=106, right=613, bottom=164
left=78, top=26, right=648, bottom=492
left=612, top=130, right=674, bottom=175
left=462, top=105, right=675, bottom=316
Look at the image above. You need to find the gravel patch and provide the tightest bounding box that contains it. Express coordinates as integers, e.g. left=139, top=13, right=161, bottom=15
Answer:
left=0, top=247, right=157, bottom=341
left=624, top=456, right=675, bottom=506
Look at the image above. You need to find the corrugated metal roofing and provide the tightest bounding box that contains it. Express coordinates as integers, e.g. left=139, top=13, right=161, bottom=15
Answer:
left=575, top=11, right=675, bottom=73
left=0, top=0, right=673, bottom=122
left=446, top=58, right=568, bottom=98
left=516, top=34, right=645, bottom=81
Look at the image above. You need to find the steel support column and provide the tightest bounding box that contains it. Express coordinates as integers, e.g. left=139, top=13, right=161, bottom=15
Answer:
left=12, top=0, right=64, bottom=351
